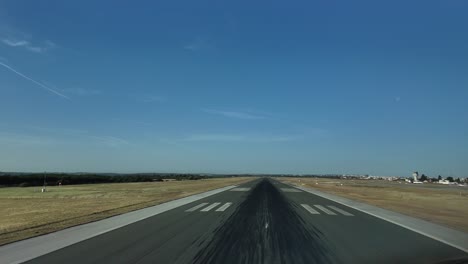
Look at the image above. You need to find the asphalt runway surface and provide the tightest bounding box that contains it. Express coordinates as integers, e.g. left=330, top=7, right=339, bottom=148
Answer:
left=23, top=178, right=467, bottom=264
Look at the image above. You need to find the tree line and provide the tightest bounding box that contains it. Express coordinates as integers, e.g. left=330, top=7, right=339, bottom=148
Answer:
left=0, top=173, right=210, bottom=187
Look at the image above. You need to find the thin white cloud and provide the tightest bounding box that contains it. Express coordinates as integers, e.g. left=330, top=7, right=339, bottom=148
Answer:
left=0, top=132, right=60, bottom=146
left=184, top=44, right=200, bottom=51
left=44, top=40, right=56, bottom=48
left=26, top=46, right=45, bottom=53
left=183, top=134, right=297, bottom=142
left=24, top=125, right=89, bottom=135
left=0, top=62, right=70, bottom=99
left=0, top=125, right=130, bottom=148
left=111, top=118, right=155, bottom=127
left=185, top=134, right=246, bottom=142
left=203, top=109, right=265, bottom=120
left=91, top=136, right=129, bottom=147
left=140, top=95, right=166, bottom=103
left=183, top=37, right=210, bottom=51
left=2, top=39, right=28, bottom=47
left=2, top=38, right=56, bottom=53
left=64, top=87, right=101, bottom=96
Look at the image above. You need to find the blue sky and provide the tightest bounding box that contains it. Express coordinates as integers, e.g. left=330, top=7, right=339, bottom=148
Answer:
left=0, top=1, right=467, bottom=176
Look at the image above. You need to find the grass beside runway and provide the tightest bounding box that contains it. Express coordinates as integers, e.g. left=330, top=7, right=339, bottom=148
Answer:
left=0, top=177, right=254, bottom=246
left=278, top=177, right=468, bottom=233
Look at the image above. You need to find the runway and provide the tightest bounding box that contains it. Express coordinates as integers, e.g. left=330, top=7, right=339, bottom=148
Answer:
left=19, top=178, right=468, bottom=264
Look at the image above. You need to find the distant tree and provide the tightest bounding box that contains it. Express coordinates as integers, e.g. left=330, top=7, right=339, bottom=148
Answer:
left=455, top=178, right=461, bottom=184
left=420, top=174, right=428, bottom=182
left=438, top=175, right=442, bottom=181
left=446, top=177, right=454, bottom=182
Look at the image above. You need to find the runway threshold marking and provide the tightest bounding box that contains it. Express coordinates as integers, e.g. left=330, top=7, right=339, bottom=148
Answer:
left=328, top=205, right=354, bottom=216
left=301, top=204, right=320, bottom=214
left=301, top=204, right=355, bottom=216
left=230, top=188, right=250, bottom=192
left=313, top=205, right=337, bottom=215
left=215, top=202, right=232, bottom=211
left=200, top=202, right=221, bottom=212
left=185, top=203, right=210, bottom=212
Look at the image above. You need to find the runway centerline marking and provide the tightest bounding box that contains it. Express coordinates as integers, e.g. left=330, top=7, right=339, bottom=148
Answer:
left=215, top=202, right=232, bottom=212
left=314, top=205, right=337, bottom=215
left=185, top=203, right=209, bottom=212
left=201, top=202, right=221, bottom=212
left=328, top=205, right=354, bottom=216
left=230, top=188, right=250, bottom=192
left=301, top=204, right=320, bottom=214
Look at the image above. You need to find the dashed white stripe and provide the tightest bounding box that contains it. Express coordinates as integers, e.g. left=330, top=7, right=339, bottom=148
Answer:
left=301, top=204, right=320, bottom=214
left=200, top=202, right=221, bottom=212
left=328, top=205, right=354, bottom=216
left=280, top=188, right=302, bottom=193
left=314, top=205, right=336, bottom=215
left=230, top=188, right=250, bottom=192
left=215, top=202, right=233, bottom=212
left=185, top=203, right=209, bottom=212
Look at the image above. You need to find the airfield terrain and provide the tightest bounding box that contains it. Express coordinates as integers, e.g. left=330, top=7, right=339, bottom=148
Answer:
left=0, top=178, right=466, bottom=264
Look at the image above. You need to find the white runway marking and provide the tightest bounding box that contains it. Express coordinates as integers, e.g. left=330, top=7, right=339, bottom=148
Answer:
left=230, top=188, right=250, bottom=192
left=215, top=202, right=232, bottom=212
left=200, top=202, right=221, bottom=212
left=301, top=204, right=320, bottom=214
left=314, top=205, right=337, bottom=215
left=294, top=185, right=468, bottom=253
left=328, top=205, right=354, bottom=216
left=185, top=203, right=209, bottom=212
left=280, top=188, right=302, bottom=192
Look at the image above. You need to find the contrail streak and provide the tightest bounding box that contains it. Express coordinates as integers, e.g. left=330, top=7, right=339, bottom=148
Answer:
left=0, top=62, right=70, bottom=99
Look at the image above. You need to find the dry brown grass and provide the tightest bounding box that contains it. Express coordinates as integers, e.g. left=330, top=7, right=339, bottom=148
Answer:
left=278, top=177, right=468, bottom=233
left=0, top=177, right=253, bottom=246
